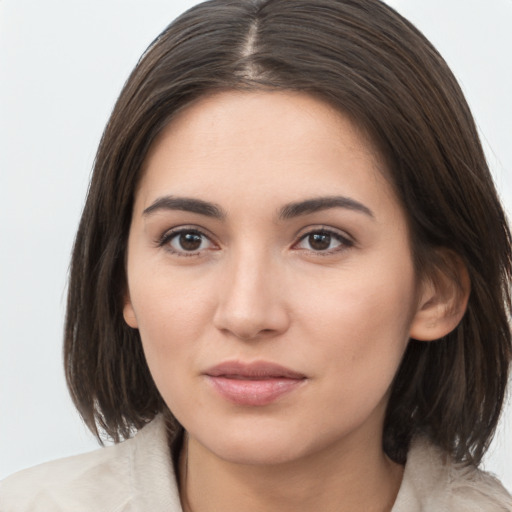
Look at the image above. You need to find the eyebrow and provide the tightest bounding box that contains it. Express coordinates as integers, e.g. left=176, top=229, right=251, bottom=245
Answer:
left=279, top=196, right=374, bottom=219
left=143, top=196, right=226, bottom=219
left=142, top=195, right=373, bottom=220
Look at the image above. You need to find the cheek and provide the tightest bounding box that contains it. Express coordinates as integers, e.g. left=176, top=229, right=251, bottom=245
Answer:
left=297, top=257, right=416, bottom=404
left=300, top=253, right=415, bottom=337
left=127, top=270, right=216, bottom=387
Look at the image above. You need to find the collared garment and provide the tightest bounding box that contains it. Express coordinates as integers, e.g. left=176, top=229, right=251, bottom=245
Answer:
left=1, top=415, right=511, bottom=511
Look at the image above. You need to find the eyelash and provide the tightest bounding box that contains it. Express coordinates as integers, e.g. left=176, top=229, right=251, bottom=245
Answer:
left=158, top=227, right=216, bottom=257
left=294, top=227, right=354, bottom=256
left=157, top=226, right=354, bottom=257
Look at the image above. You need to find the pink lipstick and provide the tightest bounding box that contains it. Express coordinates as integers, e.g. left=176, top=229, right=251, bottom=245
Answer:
left=204, top=361, right=307, bottom=406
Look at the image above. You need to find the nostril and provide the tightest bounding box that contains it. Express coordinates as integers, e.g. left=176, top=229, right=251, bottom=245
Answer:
left=213, top=309, right=289, bottom=341
left=212, top=265, right=291, bottom=339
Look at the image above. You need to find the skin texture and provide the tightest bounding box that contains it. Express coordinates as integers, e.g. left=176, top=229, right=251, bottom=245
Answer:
left=123, top=91, right=467, bottom=512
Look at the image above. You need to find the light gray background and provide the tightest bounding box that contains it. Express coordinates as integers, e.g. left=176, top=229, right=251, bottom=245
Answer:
left=1, top=0, right=511, bottom=490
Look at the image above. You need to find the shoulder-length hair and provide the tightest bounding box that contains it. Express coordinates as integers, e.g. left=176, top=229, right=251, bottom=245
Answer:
left=64, top=0, right=511, bottom=465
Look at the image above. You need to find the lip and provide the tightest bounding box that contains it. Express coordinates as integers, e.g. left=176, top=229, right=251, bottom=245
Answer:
left=204, top=361, right=307, bottom=406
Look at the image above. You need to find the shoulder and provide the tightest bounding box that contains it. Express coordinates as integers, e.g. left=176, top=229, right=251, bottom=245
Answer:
left=0, top=415, right=180, bottom=512
left=0, top=441, right=133, bottom=512
left=394, top=437, right=512, bottom=512
left=443, top=458, right=512, bottom=512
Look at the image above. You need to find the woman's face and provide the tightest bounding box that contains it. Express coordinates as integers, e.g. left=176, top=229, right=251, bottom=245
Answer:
left=124, top=91, right=422, bottom=465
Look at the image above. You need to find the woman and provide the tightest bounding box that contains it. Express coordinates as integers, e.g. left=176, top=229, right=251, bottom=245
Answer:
left=1, top=0, right=511, bottom=510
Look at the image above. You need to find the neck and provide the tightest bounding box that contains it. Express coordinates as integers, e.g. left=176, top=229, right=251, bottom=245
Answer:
left=179, top=431, right=403, bottom=512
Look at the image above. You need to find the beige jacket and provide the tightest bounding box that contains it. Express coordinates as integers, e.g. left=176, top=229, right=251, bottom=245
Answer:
left=1, top=415, right=511, bottom=511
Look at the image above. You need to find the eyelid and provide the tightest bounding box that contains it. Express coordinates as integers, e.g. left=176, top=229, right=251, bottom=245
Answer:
left=155, top=224, right=354, bottom=257
left=292, top=225, right=355, bottom=254
left=157, top=225, right=219, bottom=256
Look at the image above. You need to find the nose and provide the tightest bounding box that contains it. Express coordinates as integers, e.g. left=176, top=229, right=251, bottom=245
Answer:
left=212, top=250, right=291, bottom=341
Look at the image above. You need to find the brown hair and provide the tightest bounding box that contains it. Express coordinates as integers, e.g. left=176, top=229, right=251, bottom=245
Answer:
left=64, top=0, right=512, bottom=465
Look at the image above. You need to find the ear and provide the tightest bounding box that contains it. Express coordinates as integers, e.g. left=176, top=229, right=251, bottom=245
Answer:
left=409, top=250, right=470, bottom=341
left=123, top=293, right=139, bottom=329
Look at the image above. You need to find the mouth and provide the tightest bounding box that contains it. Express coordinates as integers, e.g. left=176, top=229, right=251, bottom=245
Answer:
left=204, top=361, right=307, bottom=406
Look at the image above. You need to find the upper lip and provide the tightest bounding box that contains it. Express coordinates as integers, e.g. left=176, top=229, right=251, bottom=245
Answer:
left=204, top=361, right=306, bottom=380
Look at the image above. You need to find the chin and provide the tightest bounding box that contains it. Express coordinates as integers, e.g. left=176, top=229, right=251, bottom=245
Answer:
left=208, top=435, right=307, bottom=466
left=188, top=415, right=335, bottom=467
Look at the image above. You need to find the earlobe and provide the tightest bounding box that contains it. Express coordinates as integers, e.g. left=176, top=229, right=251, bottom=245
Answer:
left=123, top=296, right=139, bottom=329
left=409, top=251, right=470, bottom=341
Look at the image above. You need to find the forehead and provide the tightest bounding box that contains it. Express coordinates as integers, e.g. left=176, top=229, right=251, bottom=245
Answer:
left=136, top=90, right=396, bottom=218
left=146, top=90, right=381, bottom=167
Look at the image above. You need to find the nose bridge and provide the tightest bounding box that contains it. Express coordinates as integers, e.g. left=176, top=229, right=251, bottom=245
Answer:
left=213, top=242, right=289, bottom=339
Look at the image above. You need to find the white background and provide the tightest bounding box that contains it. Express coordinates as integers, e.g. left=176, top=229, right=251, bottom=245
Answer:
left=1, top=0, right=511, bottom=491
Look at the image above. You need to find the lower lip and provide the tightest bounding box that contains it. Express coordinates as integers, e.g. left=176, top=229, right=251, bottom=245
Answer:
left=206, top=376, right=305, bottom=406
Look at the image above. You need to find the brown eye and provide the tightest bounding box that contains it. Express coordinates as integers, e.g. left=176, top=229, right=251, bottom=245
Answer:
left=165, top=229, right=213, bottom=254
left=178, top=232, right=203, bottom=251
left=295, top=229, right=352, bottom=254
left=308, top=233, right=332, bottom=251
